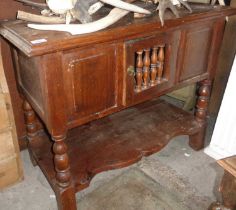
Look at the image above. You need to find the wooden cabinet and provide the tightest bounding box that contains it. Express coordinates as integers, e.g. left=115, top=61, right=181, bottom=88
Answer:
left=1, top=5, right=236, bottom=210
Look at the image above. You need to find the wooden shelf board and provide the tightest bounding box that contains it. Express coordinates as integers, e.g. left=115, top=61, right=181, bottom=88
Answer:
left=29, top=99, right=201, bottom=193
left=218, top=156, right=236, bottom=178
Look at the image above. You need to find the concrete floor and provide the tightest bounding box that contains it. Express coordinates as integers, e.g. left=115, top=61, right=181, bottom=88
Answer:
left=0, top=99, right=223, bottom=210
left=0, top=136, right=223, bottom=210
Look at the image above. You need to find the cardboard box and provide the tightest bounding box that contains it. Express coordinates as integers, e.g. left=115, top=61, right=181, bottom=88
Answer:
left=0, top=42, right=23, bottom=189
left=0, top=93, right=10, bottom=131
left=0, top=156, right=23, bottom=189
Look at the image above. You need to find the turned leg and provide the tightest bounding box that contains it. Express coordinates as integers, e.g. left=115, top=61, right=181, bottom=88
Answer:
left=220, top=171, right=236, bottom=209
left=189, top=79, right=212, bottom=150
left=52, top=134, right=77, bottom=210
left=209, top=171, right=236, bottom=210
left=23, top=100, right=38, bottom=166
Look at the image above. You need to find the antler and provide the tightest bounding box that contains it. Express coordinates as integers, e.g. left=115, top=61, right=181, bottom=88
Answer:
left=28, top=7, right=130, bottom=35
left=100, top=0, right=151, bottom=14
left=46, top=0, right=150, bottom=23
left=27, top=0, right=151, bottom=34
left=17, top=10, right=69, bottom=24
left=157, top=0, right=192, bottom=26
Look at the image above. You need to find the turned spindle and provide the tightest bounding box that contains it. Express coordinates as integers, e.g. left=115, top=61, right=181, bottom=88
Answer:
left=135, top=50, right=143, bottom=92
left=23, top=100, right=38, bottom=166
left=195, top=80, right=212, bottom=122
left=189, top=79, right=212, bottom=150
left=157, top=45, right=165, bottom=82
left=23, top=100, right=38, bottom=140
left=150, top=46, right=158, bottom=86
left=53, top=135, right=71, bottom=188
left=142, top=48, right=151, bottom=89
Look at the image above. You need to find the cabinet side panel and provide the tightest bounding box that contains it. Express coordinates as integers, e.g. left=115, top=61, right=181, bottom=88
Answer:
left=180, top=25, right=213, bottom=81
left=17, top=53, right=44, bottom=117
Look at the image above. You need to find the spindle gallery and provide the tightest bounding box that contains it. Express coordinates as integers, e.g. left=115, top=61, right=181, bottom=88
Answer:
left=134, top=45, right=165, bottom=92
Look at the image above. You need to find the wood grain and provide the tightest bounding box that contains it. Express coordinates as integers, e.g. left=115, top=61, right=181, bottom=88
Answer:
left=0, top=40, right=23, bottom=189
left=29, top=99, right=202, bottom=192
left=1, top=5, right=235, bottom=209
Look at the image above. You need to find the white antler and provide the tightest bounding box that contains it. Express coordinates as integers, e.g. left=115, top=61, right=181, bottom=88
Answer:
left=100, top=0, right=151, bottom=14
left=28, top=8, right=130, bottom=35
left=46, top=0, right=150, bottom=15
left=46, top=0, right=75, bottom=14
left=28, top=0, right=151, bottom=34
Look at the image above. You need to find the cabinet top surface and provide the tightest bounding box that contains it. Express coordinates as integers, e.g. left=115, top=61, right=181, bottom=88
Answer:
left=1, top=4, right=235, bottom=57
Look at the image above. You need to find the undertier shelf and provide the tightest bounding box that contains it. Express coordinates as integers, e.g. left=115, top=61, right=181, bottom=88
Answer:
left=30, top=99, right=201, bottom=192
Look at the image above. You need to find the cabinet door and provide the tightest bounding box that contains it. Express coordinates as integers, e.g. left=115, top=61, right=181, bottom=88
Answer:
left=125, top=32, right=180, bottom=106
left=62, top=45, right=120, bottom=125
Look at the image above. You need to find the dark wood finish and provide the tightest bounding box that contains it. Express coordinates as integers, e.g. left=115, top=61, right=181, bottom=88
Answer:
left=0, top=0, right=45, bottom=150
left=219, top=171, right=236, bottom=209
left=135, top=50, right=144, bottom=92
left=23, top=100, right=38, bottom=166
left=218, top=157, right=236, bottom=210
left=1, top=4, right=235, bottom=210
left=29, top=99, right=201, bottom=191
left=23, top=100, right=38, bottom=141
left=179, top=25, right=213, bottom=81
left=209, top=1, right=236, bottom=116
left=143, top=48, right=151, bottom=89
left=150, top=46, right=158, bottom=86
left=125, top=32, right=176, bottom=105
left=209, top=24, right=236, bottom=115
left=133, top=44, right=167, bottom=93
left=209, top=156, right=236, bottom=210
left=63, top=45, right=120, bottom=122
left=195, top=80, right=212, bottom=123
left=52, top=134, right=71, bottom=188
left=157, top=45, right=165, bottom=82
left=189, top=79, right=212, bottom=150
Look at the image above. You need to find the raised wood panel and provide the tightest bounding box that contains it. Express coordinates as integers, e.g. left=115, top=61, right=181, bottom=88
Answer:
left=17, top=53, right=44, bottom=116
left=63, top=45, right=119, bottom=123
left=180, top=25, right=213, bottom=81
